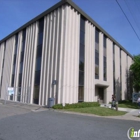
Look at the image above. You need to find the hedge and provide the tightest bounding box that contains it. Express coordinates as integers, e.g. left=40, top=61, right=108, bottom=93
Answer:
left=52, top=102, right=100, bottom=109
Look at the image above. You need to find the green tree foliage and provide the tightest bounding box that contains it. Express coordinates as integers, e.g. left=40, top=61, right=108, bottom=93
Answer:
left=130, top=55, right=140, bottom=92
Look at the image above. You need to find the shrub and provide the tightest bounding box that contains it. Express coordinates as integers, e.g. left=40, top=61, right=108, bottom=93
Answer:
left=52, top=102, right=100, bottom=109
left=118, top=100, right=133, bottom=104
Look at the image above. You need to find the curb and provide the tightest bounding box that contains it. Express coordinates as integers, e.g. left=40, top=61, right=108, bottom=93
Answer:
left=53, top=109, right=140, bottom=122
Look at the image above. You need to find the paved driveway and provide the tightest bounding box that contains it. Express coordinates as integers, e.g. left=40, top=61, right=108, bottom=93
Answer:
left=0, top=103, right=139, bottom=140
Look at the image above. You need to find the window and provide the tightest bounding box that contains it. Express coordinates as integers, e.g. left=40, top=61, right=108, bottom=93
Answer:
left=33, top=18, right=44, bottom=104
left=78, top=16, right=85, bottom=102
left=79, top=71, right=84, bottom=86
left=103, top=35, right=107, bottom=81
left=95, top=28, right=99, bottom=43
left=95, top=28, right=99, bottom=79
left=35, top=57, right=41, bottom=71
left=35, top=71, right=41, bottom=85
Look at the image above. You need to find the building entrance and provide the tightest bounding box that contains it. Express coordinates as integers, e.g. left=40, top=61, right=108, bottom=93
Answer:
left=96, top=87, right=105, bottom=103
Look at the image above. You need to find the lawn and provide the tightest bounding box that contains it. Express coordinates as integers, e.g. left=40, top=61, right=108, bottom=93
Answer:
left=118, top=100, right=140, bottom=109
left=64, top=107, right=126, bottom=116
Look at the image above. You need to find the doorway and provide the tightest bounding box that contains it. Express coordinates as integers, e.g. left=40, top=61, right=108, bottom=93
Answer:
left=96, top=87, right=105, bottom=103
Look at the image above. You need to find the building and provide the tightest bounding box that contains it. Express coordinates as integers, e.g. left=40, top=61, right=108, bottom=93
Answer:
left=0, top=0, right=133, bottom=106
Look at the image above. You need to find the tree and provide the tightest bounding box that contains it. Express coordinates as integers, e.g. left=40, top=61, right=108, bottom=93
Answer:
left=130, top=55, right=140, bottom=92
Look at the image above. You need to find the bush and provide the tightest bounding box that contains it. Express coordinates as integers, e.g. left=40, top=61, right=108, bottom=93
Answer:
left=52, top=102, right=100, bottom=109
left=118, top=100, right=133, bottom=104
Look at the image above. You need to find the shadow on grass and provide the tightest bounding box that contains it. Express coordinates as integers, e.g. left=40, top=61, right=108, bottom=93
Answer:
left=118, top=100, right=139, bottom=109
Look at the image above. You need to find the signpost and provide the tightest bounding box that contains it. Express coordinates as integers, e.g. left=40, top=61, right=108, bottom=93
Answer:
left=4, top=87, right=14, bottom=105
left=7, top=87, right=14, bottom=95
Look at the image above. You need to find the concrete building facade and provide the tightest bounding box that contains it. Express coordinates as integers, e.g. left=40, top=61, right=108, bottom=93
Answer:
left=0, top=0, right=133, bottom=106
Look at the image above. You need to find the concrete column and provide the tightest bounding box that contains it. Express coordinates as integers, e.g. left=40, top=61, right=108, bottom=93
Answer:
left=114, top=45, right=121, bottom=101
left=14, top=31, right=22, bottom=101
left=0, top=43, right=5, bottom=87
left=84, top=21, right=95, bottom=102
left=121, top=50, right=127, bottom=100
left=1, top=36, right=15, bottom=99
left=106, top=38, right=113, bottom=103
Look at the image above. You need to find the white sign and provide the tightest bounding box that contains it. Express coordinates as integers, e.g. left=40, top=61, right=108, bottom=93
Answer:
left=7, top=87, right=14, bottom=95
left=132, top=93, right=140, bottom=102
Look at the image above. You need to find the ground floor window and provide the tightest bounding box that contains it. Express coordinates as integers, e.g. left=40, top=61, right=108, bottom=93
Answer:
left=78, top=86, right=84, bottom=102
left=33, top=85, right=40, bottom=104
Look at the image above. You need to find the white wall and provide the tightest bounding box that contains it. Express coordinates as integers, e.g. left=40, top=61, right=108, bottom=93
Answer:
left=0, top=43, right=5, bottom=88
left=106, top=39, right=113, bottom=103
left=84, top=21, right=95, bottom=102
left=1, top=36, right=15, bottom=99
left=21, top=22, right=38, bottom=103
left=114, top=45, right=121, bottom=101
left=39, top=5, right=80, bottom=105
left=121, top=50, right=127, bottom=100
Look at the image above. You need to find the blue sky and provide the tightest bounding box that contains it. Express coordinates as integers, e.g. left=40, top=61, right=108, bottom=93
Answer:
left=0, top=0, right=140, bottom=56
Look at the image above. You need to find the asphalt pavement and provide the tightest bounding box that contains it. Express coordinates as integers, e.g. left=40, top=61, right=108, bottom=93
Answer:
left=0, top=101, right=140, bottom=140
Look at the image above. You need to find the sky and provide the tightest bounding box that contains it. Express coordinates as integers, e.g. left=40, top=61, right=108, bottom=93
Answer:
left=0, top=0, right=140, bottom=56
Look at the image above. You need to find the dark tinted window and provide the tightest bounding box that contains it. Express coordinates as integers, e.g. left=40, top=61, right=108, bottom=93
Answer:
left=35, top=57, right=41, bottom=71
left=95, top=28, right=99, bottom=43
left=79, top=71, right=84, bottom=86
left=35, top=71, right=40, bottom=85
left=36, top=45, right=42, bottom=57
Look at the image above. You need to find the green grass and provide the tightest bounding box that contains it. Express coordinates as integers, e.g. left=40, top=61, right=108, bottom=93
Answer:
left=64, top=107, right=126, bottom=116
left=118, top=100, right=139, bottom=109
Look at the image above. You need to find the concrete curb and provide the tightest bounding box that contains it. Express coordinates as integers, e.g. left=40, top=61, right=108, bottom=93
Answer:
left=53, top=109, right=140, bottom=122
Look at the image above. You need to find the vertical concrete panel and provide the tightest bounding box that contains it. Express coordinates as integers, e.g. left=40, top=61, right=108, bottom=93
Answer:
left=30, top=22, right=38, bottom=104
left=43, top=15, right=50, bottom=105
left=84, top=22, right=95, bottom=102
left=59, top=5, right=80, bottom=104
left=0, top=43, right=5, bottom=97
left=62, top=5, right=69, bottom=104
left=106, top=39, right=113, bottom=103
left=127, top=55, right=133, bottom=99
left=70, top=8, right=75, bottom=104
left=121, top=50, right=127, bottom=100
left=21, top=22, right=38, bottom=104
left=1, top=36, right=15, bottom=99
left=49, top=10, right=57, bottom=99
left=114, top=45, right=121, bottom=101
left=46, top=13, right=53, bottom=100
left=53, top=9, right=60, bottom=105
left=74, top=11, right=80, bottom=103
left=58, top=6, right=65, bottom=104
left=0, top=43, right=4, bottom=86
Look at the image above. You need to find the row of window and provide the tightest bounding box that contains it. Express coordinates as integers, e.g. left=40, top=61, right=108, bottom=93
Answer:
left=11, top=34, right=19, bottom=87
left=78, top=16, right=85, bottom=102
left=33, top=18, right=44, bottom=104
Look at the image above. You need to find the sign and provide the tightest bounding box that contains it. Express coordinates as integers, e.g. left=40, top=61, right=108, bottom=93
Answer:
left=132, top=93, right=140, bottom=102
left=127, top=127, right=140, bottom=140
left=7, top=87, right=14, bottom=95
left=52, top=80, right=57, bottom=85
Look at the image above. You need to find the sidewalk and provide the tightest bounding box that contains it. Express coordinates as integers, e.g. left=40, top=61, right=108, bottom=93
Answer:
left=99, top=103, right=140, bottom=121
left=105, top=108, right=140, bottom=121
left=0, top=99, right=48, bottom=112
left=0, top=99, right=140, bottom=121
